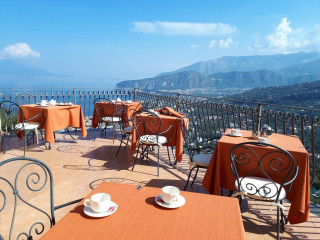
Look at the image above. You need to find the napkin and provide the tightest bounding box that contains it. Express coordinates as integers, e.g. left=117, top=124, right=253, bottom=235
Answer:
left=154, top=107, right=186, bottom=118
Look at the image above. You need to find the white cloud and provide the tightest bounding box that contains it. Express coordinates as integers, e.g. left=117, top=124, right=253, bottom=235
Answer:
left=250, top=17, right=320, bottom=53
left=209, top=40, right=216, bottom=48
left=0, top=43, right=40, bottom=59
left=219, top=37, right=233, bottom=48
left=132, top=21, right=236, bottom=36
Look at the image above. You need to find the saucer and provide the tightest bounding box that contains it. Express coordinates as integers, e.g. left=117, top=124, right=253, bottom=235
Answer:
left=155, top=194, right=186, bottom=209
left=228, top=133, right=242, bottom=137
left=83, top=201, right=118, bottom=218
left=35, top=104, right=49, bottom=107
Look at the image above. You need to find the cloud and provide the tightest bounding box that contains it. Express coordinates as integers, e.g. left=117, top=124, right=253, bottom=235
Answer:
left=219, top=37, right=233, bottom=48
left=0, top=43, right=40, bottom=58
left=209, top=38, right=234, bottom=48
left=209, top=40, right=216, bottom=48
left=132, top=21, right=236, bottom=36
left=250, top=17, right=320, bottom=53
left=191, top=44, right=199, bottom=48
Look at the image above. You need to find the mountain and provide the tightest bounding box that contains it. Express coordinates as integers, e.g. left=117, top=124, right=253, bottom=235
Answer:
left=116, top=56, right=320, bottom=93
left=157, top=52, right=320, bottom=77
left=116, top=71, right=210, bottom=90
left=229, top=80, right=320, bottom=109
left=0, top=60, right=117, bottom=88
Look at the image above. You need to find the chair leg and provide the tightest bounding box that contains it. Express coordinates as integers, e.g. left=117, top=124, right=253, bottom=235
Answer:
left=157, top=146, right=160, bottom=176
left=124, top=134, right=130, bottom=149
left=191, top=167, right=199, bottom=186
left=116, top=133, right=125, bottom=156
left=24, top=133, right=27, bottom=157
left=171, top=146, right=177, bottom=165
left=132, top=143, right=140, bottom=171
left=277, top=206, right=280, bottom=240
left=166, top=145, right=172, bottom=165
left=184, top=166, right=197, bottom=190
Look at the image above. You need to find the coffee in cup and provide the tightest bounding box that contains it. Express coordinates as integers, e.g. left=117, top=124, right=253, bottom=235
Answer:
left=84, top=193, right=111, bottom=212
left=231, top=128, right=241, bottom=136
left=161, top=186, right=180, bottom=204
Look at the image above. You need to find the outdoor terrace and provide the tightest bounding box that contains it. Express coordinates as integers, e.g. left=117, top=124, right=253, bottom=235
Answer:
left=1, top=130, right=320, bottom=239
left=1, top=88, right=320, bottom=239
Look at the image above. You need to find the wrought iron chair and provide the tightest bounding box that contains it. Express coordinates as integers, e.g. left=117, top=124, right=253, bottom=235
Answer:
left=0, top=157, right=82, bottom=240
left=0, top=100, right=46, bottom=157
left=141, top=99, right=159, bottom=112
left=93, top=98, right=127, bottom=143
left=181, top=116, right=215, bottom=190
left=115, top=107, right=142, bottom=156
left=131, top=111, right=174, bottom=176
left=230, top=142, right=299, bottom=240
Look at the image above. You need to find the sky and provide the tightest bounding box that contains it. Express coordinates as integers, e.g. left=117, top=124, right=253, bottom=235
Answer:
left=0, top=0, right=320, bottom=83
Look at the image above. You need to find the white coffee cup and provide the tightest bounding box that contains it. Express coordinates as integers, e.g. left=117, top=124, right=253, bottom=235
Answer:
left=127, top=100, right=132, bottom=103
left=231, top=128, right=241, bottom=136
left=161, top=186, right=180, bottom=204
left=84, top=193, right=111, bottom=212
left=40, top=100, right=48, bottom=106
left=258, top=137, right=269, bottom=143
left=116, top=97, right=121, bottom=102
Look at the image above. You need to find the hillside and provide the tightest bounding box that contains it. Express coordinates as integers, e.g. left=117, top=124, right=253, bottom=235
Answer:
left=116, top=55, right=320, bottom=93
left=157, top=52, right=320, bottom=77
left=229, top=80, right=320, bottom=109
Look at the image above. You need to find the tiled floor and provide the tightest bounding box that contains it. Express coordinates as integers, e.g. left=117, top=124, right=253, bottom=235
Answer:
left=0, top=130, right=319, bottom=239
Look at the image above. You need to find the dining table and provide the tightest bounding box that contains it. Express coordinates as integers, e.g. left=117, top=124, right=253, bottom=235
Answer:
left=91, top=101, right=142, bottom=128
left=40, top=182, right=246, bottom=240
left=202, top=129, right=310, bottom=224
left=19, top=104, right=87, bottom=144
left=131, top=108, right=186, bottom=163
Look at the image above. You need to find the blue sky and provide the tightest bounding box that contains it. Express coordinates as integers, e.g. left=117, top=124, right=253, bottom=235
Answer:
left=0, top=0, right=320, bottom=83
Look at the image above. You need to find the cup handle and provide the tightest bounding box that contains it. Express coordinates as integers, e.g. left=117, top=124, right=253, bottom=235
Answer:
left=84, top=199, right=91, bottom=207
left=173, top=195, right=178, bottom=202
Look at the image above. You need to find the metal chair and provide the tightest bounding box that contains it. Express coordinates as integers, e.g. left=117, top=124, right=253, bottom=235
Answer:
left=0, top=157, right=82, bottom=240
left=93, top=98, right=127, bottom=143
left=131, top=111, right=174, bottom=176
left=230, top=142, right=299, bottom=240
left=0, top=100, right=46, bottom=157
left=115, top=107, right=142, bottom=156
left=181, top=116, right=215, bottom=190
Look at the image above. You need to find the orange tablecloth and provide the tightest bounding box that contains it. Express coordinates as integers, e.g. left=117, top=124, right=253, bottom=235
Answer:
left=131, top=112, right=185, bottom=162
left=91, top=101, right=141, bottom=128
left=202, top=129, right=310, bottom=224
left=20, top=104, right=87, bottom=143
left=41, top=182, right=245, bottom=240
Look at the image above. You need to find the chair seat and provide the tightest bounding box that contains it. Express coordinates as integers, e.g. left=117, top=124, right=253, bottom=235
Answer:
left=15, top=122, right=40, bottom=131
left=123, top=126, right=132, bottom=133
left=193, top=154, right=212, bottom=167
left=139, top=135, right=167, bottom=145
left=102, top=116, right=122, bottom=122
left=235, top=176, right=286, bottom=201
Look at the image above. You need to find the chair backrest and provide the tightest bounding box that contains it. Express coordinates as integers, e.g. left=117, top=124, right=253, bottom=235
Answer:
left=93, top=98, right=127, bottom=122
left=0, top=100, right=25, bottom=134
left=230, top=142, right=298, bottom=202
left=141, top=99, right=159, bottom=112
left=133, top=111, right=162, bottom=140
left=181, top=116, right=215, bottom=159
left=0, top=157, right=55, bottom=240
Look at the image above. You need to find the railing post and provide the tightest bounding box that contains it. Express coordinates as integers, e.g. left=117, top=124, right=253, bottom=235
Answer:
left=73, top=88, right=76, bottom=104
left=257, top=103, right=262, bottom=133
left=176, top=93, right=181, bottom=112
left=133, top=88, right=136, bottom=102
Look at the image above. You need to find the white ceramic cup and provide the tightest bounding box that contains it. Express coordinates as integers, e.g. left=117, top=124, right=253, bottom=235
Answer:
left=231, top=128, right=241, bottom=135
left=161, top=186, right=180, bottom=204
left=116, top=98, right=121, bottom=102
left=84, top=193, right=111, bottom=212
left=258, top=137, right=269, bottom=143
left=40, top=100, right=48, bottom=106
left=127, top=100, right=132, bottom=103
